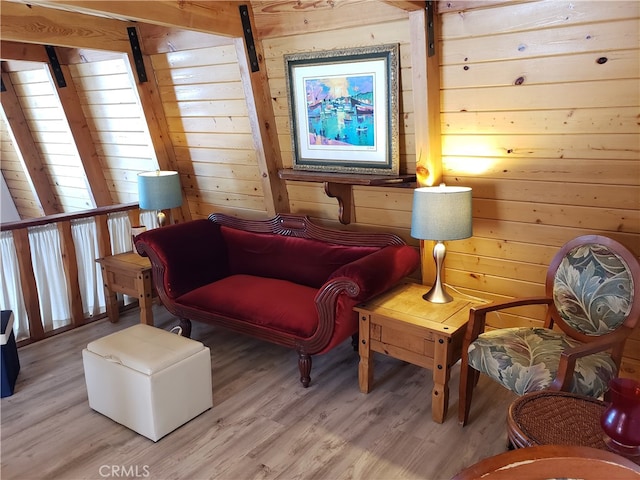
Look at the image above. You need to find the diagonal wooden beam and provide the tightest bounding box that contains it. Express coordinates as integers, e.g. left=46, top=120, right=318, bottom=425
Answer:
left=14, top=0, right=244, bottom=37
left=0, top=1, right=134, bottom=51
left=44, top=50, right=113, bottom=207
left=0, top=68, right=61, bottom=215
left=125, top=49, right=190, bottom=223
left=234, top=5, right=289, bottom=217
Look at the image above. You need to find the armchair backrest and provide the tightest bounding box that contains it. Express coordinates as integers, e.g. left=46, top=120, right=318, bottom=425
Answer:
left=546, top=235, right=640, bottom=339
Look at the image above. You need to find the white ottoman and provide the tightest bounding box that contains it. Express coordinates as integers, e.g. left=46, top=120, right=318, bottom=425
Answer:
left=82, top=324, right=212, bottom=441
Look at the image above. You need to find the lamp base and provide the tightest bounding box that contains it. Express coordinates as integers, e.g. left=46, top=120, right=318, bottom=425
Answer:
left=156, top=210, right=167, bottom=227
left=422, top=240, right=453, bottom=304
left=422, top=283, right=453, bottom=304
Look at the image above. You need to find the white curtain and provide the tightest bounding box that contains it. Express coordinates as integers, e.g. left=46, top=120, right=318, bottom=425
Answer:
left=71, top=217, right=105, bottom=317
left=108, top=211, right=132, bottom=254
left=0, top=210, right=151, bottom=341
left=28, top=224, right=71, bottom=332
left=0, top=231, right=29, bottom=341
left=139, top=210, right=159, bottom=230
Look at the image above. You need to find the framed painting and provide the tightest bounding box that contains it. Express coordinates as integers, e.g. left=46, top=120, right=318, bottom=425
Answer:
left=284, top=44, right=399, bottom=176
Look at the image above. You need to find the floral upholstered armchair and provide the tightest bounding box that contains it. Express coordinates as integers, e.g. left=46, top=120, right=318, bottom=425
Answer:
left=458, top=235, right=640, bottom=425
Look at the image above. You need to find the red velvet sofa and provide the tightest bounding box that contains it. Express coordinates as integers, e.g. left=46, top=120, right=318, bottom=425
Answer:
left=135, top=213, right=420, bottom=387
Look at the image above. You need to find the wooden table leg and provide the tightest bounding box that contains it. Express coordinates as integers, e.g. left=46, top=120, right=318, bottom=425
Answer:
left=135, top=270, right=154, bottom=326
left=431, top=333, right=450, bottom=423
left=358, top=314, right=373, bottom=393
left=102, top=268, right=119, bottom=323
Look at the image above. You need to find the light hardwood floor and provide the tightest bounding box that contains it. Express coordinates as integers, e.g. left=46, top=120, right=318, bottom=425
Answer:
left=1, top=305, right=516, bottom=480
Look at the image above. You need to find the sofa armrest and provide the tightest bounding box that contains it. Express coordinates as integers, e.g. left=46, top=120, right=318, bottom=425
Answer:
left=135, top=219, right=230, bottom=300
left=327, top=245, right=420, bottom=301
left=305, top=245, right=419, bottom=354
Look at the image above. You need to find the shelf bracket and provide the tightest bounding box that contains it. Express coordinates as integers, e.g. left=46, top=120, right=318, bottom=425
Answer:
left=324, top=182, right=353, bottom=225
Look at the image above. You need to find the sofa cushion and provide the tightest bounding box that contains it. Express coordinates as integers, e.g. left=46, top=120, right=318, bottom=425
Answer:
left=221, top=226, right=380, bottom=288
left=175, top=274, right=319, bottom=338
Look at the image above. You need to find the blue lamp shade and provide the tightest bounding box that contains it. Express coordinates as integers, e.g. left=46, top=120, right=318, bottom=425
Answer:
left=410, top=185, right=472, bottom=303
left=411, top=185, right=473, bottom=241
left=137, top=171, right=182, bottom=211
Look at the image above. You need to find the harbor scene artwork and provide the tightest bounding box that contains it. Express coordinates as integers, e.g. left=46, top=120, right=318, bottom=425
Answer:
left=305, top=74, right=376, bottom=149
left=285, top=44, right=399, bottom=175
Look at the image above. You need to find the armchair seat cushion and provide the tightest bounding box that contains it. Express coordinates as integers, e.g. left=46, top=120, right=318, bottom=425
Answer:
left=467, top=327, right=616, bottom=398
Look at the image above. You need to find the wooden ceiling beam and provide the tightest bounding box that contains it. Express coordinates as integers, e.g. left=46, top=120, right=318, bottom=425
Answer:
left=0, top=1, right=134, bottom=52
left=14, top=0, right=245, bottom=38
left=383, top=1, right=427, bottom=11
left=136, top=23, right=234, bottom=55
left=251, top=0, right=409, bottom=38
left=0, top=41, right=50, bottom=62
left=0, top=69, right=61, bottom=215
left=1, top=40, right=125, bottom=67
left=436, top=1, right=512, bottom=14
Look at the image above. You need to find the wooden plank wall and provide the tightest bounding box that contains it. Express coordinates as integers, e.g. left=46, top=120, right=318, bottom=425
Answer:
left=150, top=43, right=268, bottom=219
left=257, top=1, right=416, bottom=235
left=0, top=116, right=43, bottom=219
left=437, top=0, right=640, bottom=375
left=69, top=57, right=157, bottom=205
left=255, top=0, right=640, bottom=375
left=3, top=65, right=94, bottom=213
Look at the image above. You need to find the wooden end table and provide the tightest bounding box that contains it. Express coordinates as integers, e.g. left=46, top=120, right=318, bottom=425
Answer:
left=96, top=251, right=155, bottom=326
left=507, top=390, right=640, bottom=465
left=354, top=281, right=482, bottom=423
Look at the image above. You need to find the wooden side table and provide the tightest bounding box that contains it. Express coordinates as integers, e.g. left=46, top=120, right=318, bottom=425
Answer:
left=354, top=281, right=483, bottom=423
left=96, top=251, right=155, bottom=326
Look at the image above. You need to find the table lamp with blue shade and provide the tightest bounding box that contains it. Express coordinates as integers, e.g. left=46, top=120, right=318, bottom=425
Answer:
left=137, top=170, right=182, bottom=227
left=411, top=184, right=473, bottom=303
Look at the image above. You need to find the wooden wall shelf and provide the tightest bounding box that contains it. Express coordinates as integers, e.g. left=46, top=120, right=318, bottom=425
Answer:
left=278, top=169, right=416, bottom=224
